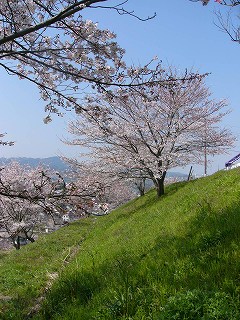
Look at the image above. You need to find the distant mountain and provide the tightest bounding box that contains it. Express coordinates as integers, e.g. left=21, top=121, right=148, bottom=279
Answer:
left=167, top=171, right=188, bottom=178
left=0, top=156, right=69, bottom=172
left=0, top=157, right=189, bottom=178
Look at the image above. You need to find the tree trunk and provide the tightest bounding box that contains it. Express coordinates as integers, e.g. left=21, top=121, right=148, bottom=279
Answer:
left=137, top=181, right=145, bottom=196
left=135, top=178, right=146, bottom=196
left=13, top=236, right=21, bottom=250
left=155, top=172, right=166, bottom=197
left=156, top=178, right=164, bottom=197
left=24, top=230, right=35, bottom=243
left=26, top=235, right=35, bottom=243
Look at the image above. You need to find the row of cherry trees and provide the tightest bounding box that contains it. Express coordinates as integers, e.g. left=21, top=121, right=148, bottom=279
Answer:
left=0, top=1, right=155, bottom=249
left=1, top=69, right=232, bottom=249
left=0, top=2, right=168, bottom=248
left=0, top=1, right=238, bottom=248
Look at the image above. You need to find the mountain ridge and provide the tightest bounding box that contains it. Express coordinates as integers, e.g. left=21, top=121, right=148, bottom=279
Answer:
left=0, top=156, right=69, bottom=172
left=0, top=156, right=188, bottom=177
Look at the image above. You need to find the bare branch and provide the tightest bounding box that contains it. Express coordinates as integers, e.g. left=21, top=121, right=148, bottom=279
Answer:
left=91, top=1, right=157, bottom=22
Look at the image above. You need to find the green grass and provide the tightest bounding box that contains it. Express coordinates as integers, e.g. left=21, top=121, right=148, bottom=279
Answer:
left=1, top=169, right=240, bottom=319
left=0, top=219, right=94, bottom=319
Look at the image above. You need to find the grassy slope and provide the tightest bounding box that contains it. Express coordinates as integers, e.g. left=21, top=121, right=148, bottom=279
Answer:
left=1, top=169, right=240, bottom=319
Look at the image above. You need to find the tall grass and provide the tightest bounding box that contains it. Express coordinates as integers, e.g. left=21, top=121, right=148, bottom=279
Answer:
left=1, top=168, right=240, bottom=319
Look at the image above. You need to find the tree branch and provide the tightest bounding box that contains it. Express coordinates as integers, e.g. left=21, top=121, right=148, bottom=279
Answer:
left=0, top=0, right=107, bottom=46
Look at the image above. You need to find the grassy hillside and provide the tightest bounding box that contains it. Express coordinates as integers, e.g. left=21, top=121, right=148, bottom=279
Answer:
left=1, top=169, right=240, bottom=319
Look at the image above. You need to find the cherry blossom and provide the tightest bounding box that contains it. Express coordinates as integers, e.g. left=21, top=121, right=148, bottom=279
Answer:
left=0, top=1, right=127, bottom=118
left=0, top=1, right=165, bottom=120
left=0, top=160, right=113, bottom=249
left=191, top=0, right=240, bottom=6
left=0, top=133, right=14, bottom=146
left=66, top=67, right=236, bottom=197
left=64, top=159, right=137, bottom=213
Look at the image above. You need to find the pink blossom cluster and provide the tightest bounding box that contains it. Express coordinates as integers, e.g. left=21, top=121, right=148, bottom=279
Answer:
left=0, top=1, right=127, bottom=117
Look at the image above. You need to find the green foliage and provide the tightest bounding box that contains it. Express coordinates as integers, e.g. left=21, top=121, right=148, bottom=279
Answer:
left=1, top=169, right=240, bottom=319
left=0, top=219, right=94, bottom=319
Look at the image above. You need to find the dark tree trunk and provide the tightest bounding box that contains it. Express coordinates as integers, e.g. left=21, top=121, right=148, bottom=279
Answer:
left=141, top=178, right=146, bottom=196
left=156, top=178, right=164, bottom=197
left=155, top=171, right=166, bottom=197
left=13, top=236, right=21, bottom=250
left=136, top=178, right=146, bottom=196
left=24, top=230, right=35, bottom=243
left=26, top=235, right=35, bottom=243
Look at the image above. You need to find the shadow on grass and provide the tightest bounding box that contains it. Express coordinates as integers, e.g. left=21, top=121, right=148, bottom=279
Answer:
left=148, top=199, right=240, bottom=293
left=37, top=200, right=240, bottom=319
left=5, top=177, right=240, bottom=320
left=165, top=180, right=188, bottom=197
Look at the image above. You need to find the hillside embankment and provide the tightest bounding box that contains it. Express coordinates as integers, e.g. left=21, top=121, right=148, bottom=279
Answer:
left=1, top=168, right=240, bottom=319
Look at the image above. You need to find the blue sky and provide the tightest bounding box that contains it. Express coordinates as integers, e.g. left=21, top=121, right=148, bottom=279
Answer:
left=0, top=0, right=240, bottom=175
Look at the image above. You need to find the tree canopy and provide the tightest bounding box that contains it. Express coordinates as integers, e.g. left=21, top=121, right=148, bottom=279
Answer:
left=0, top=0, right=162, bottom=121
left=66, top=68, right=235, bottom=197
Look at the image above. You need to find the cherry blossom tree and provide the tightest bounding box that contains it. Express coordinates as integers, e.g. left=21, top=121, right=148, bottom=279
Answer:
left=0, top=0, right=207, bottom=122
left=0, top=0, right=168, bottom=122
left=0, top=158, right=134, bottom=249
left=0, top=160, right=113, bottom=249
left=66, top=68, right=236, bottom=197
left=0, top=197, right=42, bottom=249
left=64, top=159, right=137, bottom=213
left=0, top=1, right=122, bottom=118
left=0, top=161, right=66, bottom=249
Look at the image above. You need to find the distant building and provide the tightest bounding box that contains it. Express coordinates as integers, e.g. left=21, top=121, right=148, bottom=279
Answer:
left=225, top=153, right=240, bottom=170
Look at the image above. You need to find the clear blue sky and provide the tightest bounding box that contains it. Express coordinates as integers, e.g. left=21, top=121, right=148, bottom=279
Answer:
left=0, top=0, right=239, bottom=175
